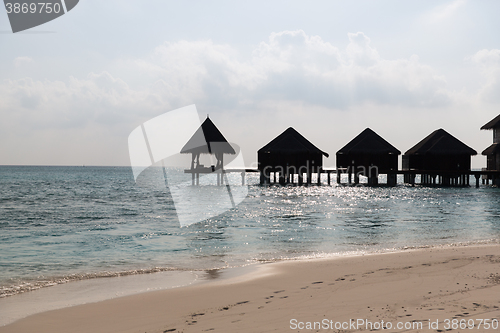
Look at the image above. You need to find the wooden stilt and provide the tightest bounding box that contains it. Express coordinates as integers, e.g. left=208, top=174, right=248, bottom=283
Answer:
left=387, top=173, right=396, bottom=186
left=368, top=167, right=378, bottom=186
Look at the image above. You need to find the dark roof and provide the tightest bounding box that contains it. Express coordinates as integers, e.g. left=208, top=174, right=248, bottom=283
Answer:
left=258, top=127, right=329, bottom=157
left=481, top=114, right=500, bottom=130
left=180, top=117, right=236, bottom=155
left=337, top=128, right=400, bottom=155
left=404, top=128, right=477, bottom=156
left=482, top=143, right=500, bottom=155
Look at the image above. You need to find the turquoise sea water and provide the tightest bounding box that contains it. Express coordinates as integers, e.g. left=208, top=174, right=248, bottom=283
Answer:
left=1, top=166, right=499, bottom=300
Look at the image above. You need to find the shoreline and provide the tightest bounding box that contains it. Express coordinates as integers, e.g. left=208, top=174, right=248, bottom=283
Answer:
left=1, top=240, right=497, bottom=326
left=1, top=243, right=499, bottom=332
left=0, top=258, right=276, bottom=327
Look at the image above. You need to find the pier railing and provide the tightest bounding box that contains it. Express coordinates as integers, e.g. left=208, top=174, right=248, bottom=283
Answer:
left=186, top=167, right=500, bottom=187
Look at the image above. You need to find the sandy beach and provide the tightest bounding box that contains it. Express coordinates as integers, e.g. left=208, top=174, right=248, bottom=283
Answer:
left=1, top=244, right=499, bottom=333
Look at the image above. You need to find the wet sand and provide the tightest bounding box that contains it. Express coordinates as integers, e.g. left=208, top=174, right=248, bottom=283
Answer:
left=1, top=244, right=499, bottom=333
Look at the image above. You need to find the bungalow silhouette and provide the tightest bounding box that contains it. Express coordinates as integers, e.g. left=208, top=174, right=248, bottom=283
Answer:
left=258, top=127, right=329, bottom=185
left=336, top=128, right=400, bottom=186
left=402, top=129, right=477, bottom=186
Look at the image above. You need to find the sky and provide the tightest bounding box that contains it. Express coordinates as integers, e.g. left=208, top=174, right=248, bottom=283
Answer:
left=1, top=0, right=500, bottom=168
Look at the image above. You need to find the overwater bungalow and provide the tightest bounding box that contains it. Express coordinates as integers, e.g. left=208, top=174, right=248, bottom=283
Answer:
left=336, top=128, right=400, bottom=186
left=258, top=127, right=329, bottom=185
left=181, top=116, right=235, bottom=185
left=481, top=114, right=500, bottom=185
left=402, top=129, right=477, bottom=186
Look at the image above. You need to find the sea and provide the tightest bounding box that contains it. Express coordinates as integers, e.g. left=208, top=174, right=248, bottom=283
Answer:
left=0, top=165, right=499, bottom=325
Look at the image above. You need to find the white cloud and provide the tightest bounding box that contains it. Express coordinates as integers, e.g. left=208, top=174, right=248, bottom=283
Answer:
left=13, top=56, right=33, bottom=68
left=470, top=49, right=500, bottom=68
left=122, top=30, right=450, bottom=110
left=0, top=72, right=176, bottom=165
left=345, top=32, right=379, bottom=66
left=0, top=72, right=169, bottom=132
left=469, top=49, right=500, bottom=103
left=0, top=30, right=454, bottom=142
left=2, top=31, right=485, bottom=166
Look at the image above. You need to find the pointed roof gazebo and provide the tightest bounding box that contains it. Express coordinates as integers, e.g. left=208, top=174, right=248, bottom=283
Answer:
left=181, top=117, right=235, bottom=171
left=258, top=127, right=329, bottom=185
left=481, top=114, right=500, bottom=171
left=403, top=128, right=477, bottom=171
left=336, top=128, right=400, bottom=185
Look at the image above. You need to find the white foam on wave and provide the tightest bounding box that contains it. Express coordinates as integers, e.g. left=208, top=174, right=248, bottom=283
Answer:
left=0, top=270, right=198, bottom=327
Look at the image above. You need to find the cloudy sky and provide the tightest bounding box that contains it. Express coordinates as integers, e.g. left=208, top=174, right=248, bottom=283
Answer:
left=1, top=0, right=499, bottom=168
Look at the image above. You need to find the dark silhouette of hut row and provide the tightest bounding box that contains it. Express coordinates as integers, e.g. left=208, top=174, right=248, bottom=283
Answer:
left=258, top=126, right=481, bottom=187
left=402, top=129, right=477, bottom=186
left=181, top=116, right=235, bottom=186
left=179, top=114, right=500, bottom=187
left=258, top=127, right=329, bottom=185
left=481, top=114, right=500, bottom=186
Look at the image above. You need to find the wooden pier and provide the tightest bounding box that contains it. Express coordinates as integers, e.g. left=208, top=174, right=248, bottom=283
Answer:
left=187, top=168, right=500, bottom=187
left=185, top=167, right=253, bottom=186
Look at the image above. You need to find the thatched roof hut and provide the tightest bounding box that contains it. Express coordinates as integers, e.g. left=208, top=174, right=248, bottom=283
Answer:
left=481, top=114, right=500, bottom=171
left=181, top=117, right=235, bottom=170
left=258, top=127, right=328, bottom=184
left=336, top=128, right=400, bottom=174
left=181, top=117, right=235, bottom=156
left=402, top=128, right=477, bottom=171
